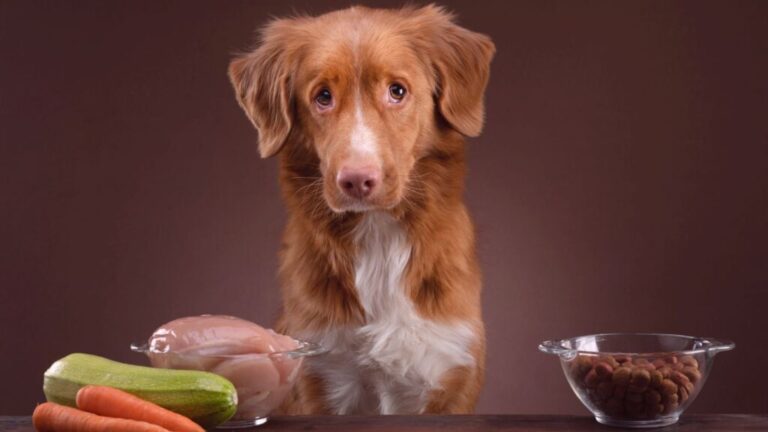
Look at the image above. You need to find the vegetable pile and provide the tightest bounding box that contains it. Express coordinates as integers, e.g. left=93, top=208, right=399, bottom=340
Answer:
left=34, top=315, right=312, bottom=430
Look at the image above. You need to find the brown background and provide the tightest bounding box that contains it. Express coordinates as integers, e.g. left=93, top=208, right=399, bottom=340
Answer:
left=1, top=0, right=766, bottom=416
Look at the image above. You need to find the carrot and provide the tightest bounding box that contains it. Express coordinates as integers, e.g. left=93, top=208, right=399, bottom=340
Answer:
left=33, top=402, right=171, bottom=432
left=76, top=385, right=204, bottom=432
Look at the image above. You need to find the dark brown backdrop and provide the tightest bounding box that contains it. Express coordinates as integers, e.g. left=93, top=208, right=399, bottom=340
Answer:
left=1, top=0, right=766, bottom=416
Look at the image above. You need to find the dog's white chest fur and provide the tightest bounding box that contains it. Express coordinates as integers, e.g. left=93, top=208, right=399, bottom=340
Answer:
left=302, top=212, right=475, bottom=414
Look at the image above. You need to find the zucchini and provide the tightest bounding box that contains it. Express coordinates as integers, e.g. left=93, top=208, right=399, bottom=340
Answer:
left=43, top=353, right=237, bottom=427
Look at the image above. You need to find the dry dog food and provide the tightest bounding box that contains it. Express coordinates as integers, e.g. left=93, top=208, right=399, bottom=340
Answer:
left=567, top=354, right=704, bottom=419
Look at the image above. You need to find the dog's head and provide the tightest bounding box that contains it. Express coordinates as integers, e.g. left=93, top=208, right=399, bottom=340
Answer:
left=229, top=5, right=494, bottom=213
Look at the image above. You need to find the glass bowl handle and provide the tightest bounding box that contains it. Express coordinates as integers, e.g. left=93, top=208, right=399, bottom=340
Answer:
left=705, top=338, right=735, bottom=357
left=538, top=339, right=576, bottom=359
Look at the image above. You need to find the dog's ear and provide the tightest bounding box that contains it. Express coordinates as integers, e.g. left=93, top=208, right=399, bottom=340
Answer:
left=228, top=21, right=298, bottom=158
left=412, top=6, right=496, bottom=137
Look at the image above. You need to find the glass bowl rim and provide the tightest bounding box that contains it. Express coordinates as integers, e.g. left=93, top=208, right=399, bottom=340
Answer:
left=539, top=332, right=735, bottom=357
left=130, top=339, right=326, bottom=360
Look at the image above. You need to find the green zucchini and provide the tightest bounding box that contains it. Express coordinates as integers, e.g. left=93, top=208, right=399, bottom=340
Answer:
left=43, top=353, right=237, bottom=427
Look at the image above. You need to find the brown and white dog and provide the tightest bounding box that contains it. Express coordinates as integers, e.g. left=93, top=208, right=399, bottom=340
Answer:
left=228, top=4, right=494, bottom=414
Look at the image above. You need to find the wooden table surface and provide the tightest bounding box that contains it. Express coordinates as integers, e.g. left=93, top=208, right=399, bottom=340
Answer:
left=2, top=414, right=767, bottom=431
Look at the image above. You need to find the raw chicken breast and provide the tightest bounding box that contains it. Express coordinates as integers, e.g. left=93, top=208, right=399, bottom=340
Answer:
left=148, top=315, right=286, bottom=355
left=145, top=315, right=302, bottom=419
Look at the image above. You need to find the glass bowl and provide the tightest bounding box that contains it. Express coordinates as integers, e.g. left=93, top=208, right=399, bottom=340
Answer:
left=539, top=333, right=734, bottom=428
left=131, top=339, right=324, bottom=428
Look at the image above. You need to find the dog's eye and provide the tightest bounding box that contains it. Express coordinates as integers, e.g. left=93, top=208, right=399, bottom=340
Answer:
left=315, top=88, right=333, bottom=108
left=388, top=83, right=407, bottom=102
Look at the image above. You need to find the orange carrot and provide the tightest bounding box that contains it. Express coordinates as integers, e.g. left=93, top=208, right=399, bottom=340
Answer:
left=76, top=385, right=204, bottom=432
left=33, top=402, right=171, bottom=432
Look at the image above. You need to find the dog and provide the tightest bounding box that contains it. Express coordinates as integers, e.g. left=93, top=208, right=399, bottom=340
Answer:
left=228, top=4, right=494, bottom=414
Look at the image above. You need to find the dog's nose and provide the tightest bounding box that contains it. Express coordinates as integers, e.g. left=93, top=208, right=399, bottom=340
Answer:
left=337, top=167, right=380, bottom=199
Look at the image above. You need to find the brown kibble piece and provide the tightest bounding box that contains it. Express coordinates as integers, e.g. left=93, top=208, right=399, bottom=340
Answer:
left=657, top=366, right=672, bottom=379
left=663, top=392, right=679, bottom=405
left=600, top=355, right=620, bottom=369
left=612, top=367, right=632, bottom=386
left=584, top=369, right=601, bottom=388
left=671, top=371, right=691, bottom=387
left=682, top=366, right=702, bottom=384
left=644, top=389, right=662, bottom=405
left=609, top=357, right=621, bottom=369
left=660, top=379, right=678, bottom=396
left=679, top=385, right=690, bottom=403
left=634, top=358, right=650, bottom=366
left=615, top=355, right=632, bottom=364
left=630, top=368, right=651, bottom=390
left=680, top=355, right=699, bottom=368
left=595, top=362, right=614, bottom=379
left=638, top=363, right=656, bottom=372
left=572, top=355, right=594, bottom=378
left=665, top=355, right=679, bottom=364
left=652, top=358, right=666, bottom=369
left=650, top=370, right=664, bottom=388
left=631, top=368, right=651, bottom=383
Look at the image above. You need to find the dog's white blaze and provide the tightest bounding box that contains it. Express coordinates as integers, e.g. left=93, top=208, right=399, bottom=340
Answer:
left=300, top=212, right=475, bottom=414
left=348, top=95, right=379, bottom=159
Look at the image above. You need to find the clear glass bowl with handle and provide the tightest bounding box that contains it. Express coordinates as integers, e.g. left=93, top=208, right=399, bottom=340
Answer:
left=131, top=339, right=324, bottom=429
left=539, top=333, right=734, bottom=428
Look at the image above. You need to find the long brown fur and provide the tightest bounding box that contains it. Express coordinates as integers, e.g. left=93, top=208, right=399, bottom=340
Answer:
left=229, top=4, right=494, bottom=414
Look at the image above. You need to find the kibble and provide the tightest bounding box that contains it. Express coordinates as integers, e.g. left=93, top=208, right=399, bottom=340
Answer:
left=671, top=371, right=691, bottom=387
left=682, top=366, right=702, bottom=384
left=664, top=393, right=679, bottom=405
left=601, top=356, right=620, bottom=368
left=571, top=355, right=593, bottom=378
left=680, top=356, right=699, bottom=368
left=644, top=389, right=662, bottom=405
left=584, top=369, right=601, bottom=388
left=570, top=354, right=704, bottom=421
left=660, top=379, right=678, bottom=396
left=658, top=365, right=672, bottom=379
left=595, top=362, right=614, bottom=379
left=650, top=370, right=664, bottom=388
left=612, top=366, right=632, bottom=386
left=630, top=368, right=651, bottom=388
